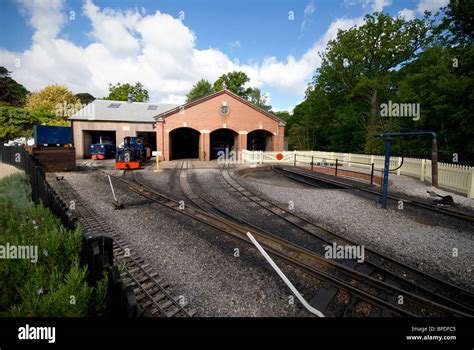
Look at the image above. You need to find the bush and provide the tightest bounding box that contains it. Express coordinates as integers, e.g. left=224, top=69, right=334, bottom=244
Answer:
left=0, top=174, right=107, bottom=316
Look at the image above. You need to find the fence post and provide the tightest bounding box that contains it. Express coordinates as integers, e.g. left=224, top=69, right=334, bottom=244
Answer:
left=311, top=156, right=314, bottom=171
left=294, top=153, right=297, bottom=167
left=370, top=163, right=374, bottom=185
left=420, top=159, right=426, bottom=182
left=397, top=157, right=402, bottom=175
left=468, top=168, right=474, bottom=199
left=335, top=159, right=338, bottom=177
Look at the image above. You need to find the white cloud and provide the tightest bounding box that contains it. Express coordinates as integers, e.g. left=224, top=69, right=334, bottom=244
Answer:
left=371, top=0, right=391, bottom=12
left=17, top=0, right=66, bottom=42
left=301, top=0, right=316, bottom=31
left=398, top=8, right=416, bottom=21
left=344, top=0, right=391, bottom=12
left=417, top=0, right=449, bottom=14
left=228, top=40, right=241, bottom=50
left=1, top=0, right=367, bottom=103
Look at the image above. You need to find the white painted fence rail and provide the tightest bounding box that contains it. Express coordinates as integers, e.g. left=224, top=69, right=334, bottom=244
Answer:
left=241, top=150, right=474, bottom=199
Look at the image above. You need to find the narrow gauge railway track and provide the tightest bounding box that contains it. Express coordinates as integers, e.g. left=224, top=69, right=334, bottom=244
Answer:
left=219, top=164, right=474, bottom=314
left=172, top=161, right=472, bottom=317
left=272, top=165, right=474, bottom=223
left=50, top=171, right=194, bottom=317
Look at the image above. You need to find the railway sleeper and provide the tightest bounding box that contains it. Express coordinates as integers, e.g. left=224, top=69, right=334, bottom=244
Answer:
left=139, top=291, right=168, bottom=306
left=122, top=272, right=159, bottom=286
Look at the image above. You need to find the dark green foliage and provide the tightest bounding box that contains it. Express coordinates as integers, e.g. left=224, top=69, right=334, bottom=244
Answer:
left=0, top=174, right=107, bottom=316
left=185, top=79, right=214, bottom=103
left=104, top=82, right=149, bottom=102
left=213, top=71, right=252, bottom=99
left=0, top=67, right=29, bottom=107
left=286, top=7, right=473, bottom=163
left=75, top=93, right=95, bottom=105
left=0, top=106, right=55, bottom=142
left=248, top=88, right=272, bottom=111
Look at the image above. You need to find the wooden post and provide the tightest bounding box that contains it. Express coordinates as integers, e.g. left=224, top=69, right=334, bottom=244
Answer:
left=431, top=138, right=438, bottom=187
left=420, top=159, right=426, bottom=182
left=468, top=168, right=474, bottom=199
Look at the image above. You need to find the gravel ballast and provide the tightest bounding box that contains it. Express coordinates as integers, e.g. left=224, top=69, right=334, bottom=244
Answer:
left=59, top=169, right=321, bottom=317
left=236, top=169, right=474, bottom=290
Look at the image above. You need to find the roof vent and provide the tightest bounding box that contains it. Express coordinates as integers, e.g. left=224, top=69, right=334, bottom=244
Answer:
left=108, top=103, right=121, bottom=108
left=147, top=105, right=158, bottom=110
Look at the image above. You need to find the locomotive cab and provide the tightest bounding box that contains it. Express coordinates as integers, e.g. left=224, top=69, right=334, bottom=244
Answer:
left=115, top=136, right=150, bottom=170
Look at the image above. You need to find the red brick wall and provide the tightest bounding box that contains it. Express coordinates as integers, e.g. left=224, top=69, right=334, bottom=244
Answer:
left=156, top=91, right=285, bottom=161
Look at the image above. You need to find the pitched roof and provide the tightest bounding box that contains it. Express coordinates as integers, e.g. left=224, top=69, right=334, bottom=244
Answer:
left=70, top=99, right=179, bottom=123
left=154, top=89, right=286, bottom=125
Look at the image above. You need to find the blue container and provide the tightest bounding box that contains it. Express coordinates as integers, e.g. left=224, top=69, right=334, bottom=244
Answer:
left=34, top=125, right=72, bottom=145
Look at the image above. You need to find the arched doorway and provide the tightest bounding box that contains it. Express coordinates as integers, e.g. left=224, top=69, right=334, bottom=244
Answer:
left=169, top=127, right=200, bottom=160
left=210, top=129, right=238, bottom=160
left=247, top=130, right=273, bottom=151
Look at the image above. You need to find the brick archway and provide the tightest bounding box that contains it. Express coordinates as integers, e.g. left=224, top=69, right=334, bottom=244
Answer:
left=169, top=127, right=200, bottom=160
left=209, top=128, right=239, bottom=160
left=247, top=129, right=273, bottom=151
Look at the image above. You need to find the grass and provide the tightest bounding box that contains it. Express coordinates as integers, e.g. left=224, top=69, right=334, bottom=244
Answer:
left=0, top=173, right=107, bottom=316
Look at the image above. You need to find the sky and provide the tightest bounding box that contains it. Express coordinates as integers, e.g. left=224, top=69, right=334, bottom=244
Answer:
left=0, top=0, right=449, bottom=112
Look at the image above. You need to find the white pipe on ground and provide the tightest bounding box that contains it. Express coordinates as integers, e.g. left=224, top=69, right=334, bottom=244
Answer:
left=246, top=231, right=325, bottom=317
left=108, top=175, right=118, bottom=203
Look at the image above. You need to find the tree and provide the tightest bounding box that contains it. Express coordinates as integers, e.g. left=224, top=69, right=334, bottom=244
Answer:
left=213, top=71, right=252, bottom=99
left=286, top=12, right=432, bottom=153
left=25, top=85, right=80, bottom=123
left=248, top=88, right=271, bottom=111
left=25, top=85, right=81, bottom=125
left=0, top=106, right=54, bottom=141
left=272, top=110, right=291, bottom=121
left=75, top=93, right=95, bottom=105
left=396, top=2, right=474, bottom=161
left=185, top=79, right=213, bottom=103
left=315, top=13, right=431, bottom=127
left=104, top=82, right=149, bottom=102
left=0, top=67, right=29, bottom=107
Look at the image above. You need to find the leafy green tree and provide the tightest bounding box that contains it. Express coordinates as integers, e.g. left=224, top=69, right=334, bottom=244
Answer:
left=0, top=106, right=54, bottom=141
left=213, top=71, right=252, bottom=99
left=287, top=12, right=432, bottom=153
left=396, top=2, right=474, bottom=161
left=272, top=110, right=291, bottom=121
left=0, top=67, right=29, bottom=107
left=185, top=79, right=213, bottom=103
left=248, top=88, right=271, bottom=111
left=75, top=92, right=95, bottom=105
left=104, top=82, right=149, bottom=102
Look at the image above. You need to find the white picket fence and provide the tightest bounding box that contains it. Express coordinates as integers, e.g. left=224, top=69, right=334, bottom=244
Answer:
left=241, top=150, right=474, bottom=198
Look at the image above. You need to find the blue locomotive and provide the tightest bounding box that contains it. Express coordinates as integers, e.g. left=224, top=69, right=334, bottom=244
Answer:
left=90, top=143, right=115, bottom=160
left=115, top=136, right=150, bottom=169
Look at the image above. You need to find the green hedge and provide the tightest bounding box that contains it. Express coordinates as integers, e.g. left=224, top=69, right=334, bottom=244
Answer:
left=0, top=174, right=107, bottom=316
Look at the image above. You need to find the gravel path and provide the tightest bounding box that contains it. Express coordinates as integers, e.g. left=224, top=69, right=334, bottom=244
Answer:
left=0, top=163, right=21, bottom=180
left=60, top=170, right=321, bottom=317
left=236, top=169, right=474, bottom=290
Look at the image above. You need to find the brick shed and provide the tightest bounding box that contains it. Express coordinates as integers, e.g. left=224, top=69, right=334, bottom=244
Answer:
left=155, top=89, right=286, bottom=161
